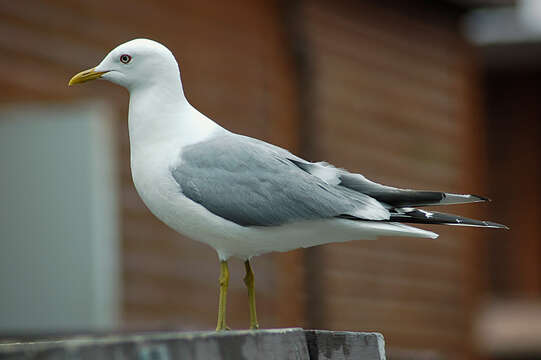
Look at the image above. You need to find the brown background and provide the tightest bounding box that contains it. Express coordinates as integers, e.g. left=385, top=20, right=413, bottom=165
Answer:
left=1, top=1, right=537, bottom=359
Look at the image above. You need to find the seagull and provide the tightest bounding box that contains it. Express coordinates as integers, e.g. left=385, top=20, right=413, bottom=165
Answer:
left=69, top=39, right=507, bottom=331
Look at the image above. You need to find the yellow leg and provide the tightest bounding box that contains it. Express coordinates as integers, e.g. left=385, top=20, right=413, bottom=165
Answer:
left=216, top=260, right=230, bottom=331
left=244, top=260, right=260, bottom=329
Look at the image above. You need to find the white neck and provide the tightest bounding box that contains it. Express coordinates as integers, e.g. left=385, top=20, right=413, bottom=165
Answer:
left=127, top=76, right=223, bottom=154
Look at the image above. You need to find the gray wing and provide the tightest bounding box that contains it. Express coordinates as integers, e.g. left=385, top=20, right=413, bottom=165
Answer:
left=291, top=161, right=506, bottom=229
left=171, top=134, right=389, bottom=227
left=291, top=161, right=488, bottom=207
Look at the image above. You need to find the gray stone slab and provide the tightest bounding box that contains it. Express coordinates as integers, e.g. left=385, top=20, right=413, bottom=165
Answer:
left=0, top=328, right=309, bottom=360
left=304, top=330, right=386, bottom=360
left=0, top=329, right=386, bottom=360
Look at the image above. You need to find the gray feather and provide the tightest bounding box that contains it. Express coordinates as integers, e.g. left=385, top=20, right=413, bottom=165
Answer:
left=171, top=134, right=389, bottom=227
left=292, top=162, right=489, bottom=207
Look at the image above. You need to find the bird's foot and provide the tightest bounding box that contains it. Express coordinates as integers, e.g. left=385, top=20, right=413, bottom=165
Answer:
left=215, top=324, right=231, bottom=331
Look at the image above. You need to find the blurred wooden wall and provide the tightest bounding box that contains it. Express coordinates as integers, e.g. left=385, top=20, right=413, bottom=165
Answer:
left=484, top=69, right=541, bottom=296
left=0, top=0, right=485, bottom=359
left=297, top=2, right=485, bottom=359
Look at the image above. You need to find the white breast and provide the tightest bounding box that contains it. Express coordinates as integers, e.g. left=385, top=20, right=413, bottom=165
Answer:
left=129, top=141, right=246, bottom=257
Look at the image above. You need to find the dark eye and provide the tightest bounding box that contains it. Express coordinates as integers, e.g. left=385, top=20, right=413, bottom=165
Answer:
left=120, top=54, right=131, bottom=64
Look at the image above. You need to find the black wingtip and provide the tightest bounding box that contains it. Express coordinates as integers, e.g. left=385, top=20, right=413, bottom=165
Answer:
left=389, top=209, right=509, bottom=230
left=483, top=221, right=510, bottom=230
left=472, top=194, right=491, bottom=202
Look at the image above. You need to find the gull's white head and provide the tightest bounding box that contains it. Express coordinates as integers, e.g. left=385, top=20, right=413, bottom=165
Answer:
left=69, top=39, right=181, bottom=92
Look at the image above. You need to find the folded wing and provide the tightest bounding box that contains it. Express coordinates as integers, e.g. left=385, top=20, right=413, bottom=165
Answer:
left=292, top=161, right=489, bottom=207
left=172, top=134, right=506, bottom=230
left=291, top=161, right=507, bottom=229
left=172, top=134, right=389, bottom=227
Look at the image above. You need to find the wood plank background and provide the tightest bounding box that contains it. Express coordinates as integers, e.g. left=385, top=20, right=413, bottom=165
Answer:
left=0, top=1, right=489, bottom=359
left=298, top=3, right=485, bottom=359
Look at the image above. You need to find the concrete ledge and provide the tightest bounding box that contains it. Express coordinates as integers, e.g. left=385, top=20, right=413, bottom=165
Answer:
left=305, top=330, right=385, bottom=360
left=0, top=328, right=385, bottom=360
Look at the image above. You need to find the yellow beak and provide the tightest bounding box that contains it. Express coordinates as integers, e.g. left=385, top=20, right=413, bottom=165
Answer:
left=68, top=67, right=108, bottom=86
